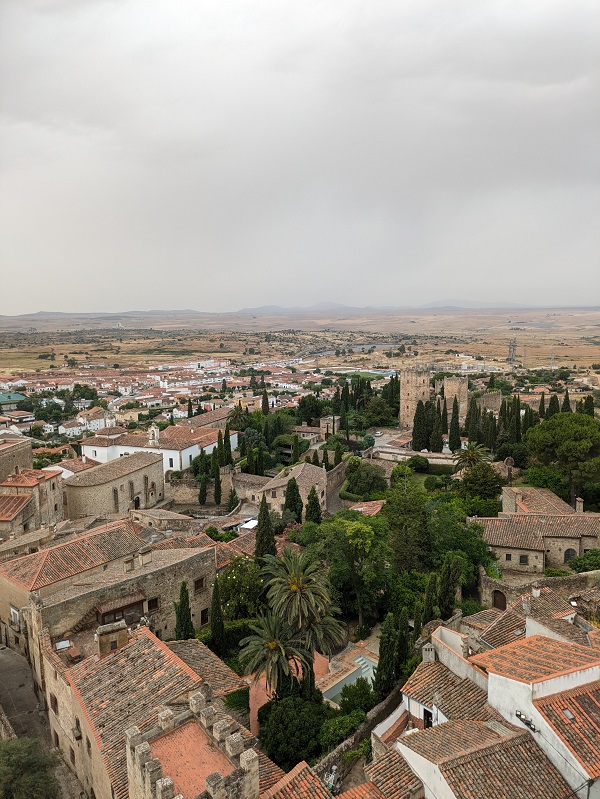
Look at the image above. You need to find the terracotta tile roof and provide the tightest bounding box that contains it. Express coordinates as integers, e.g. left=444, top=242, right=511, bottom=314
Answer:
left=481, top=515, right=600, bottom=549
left=470, top=635, right=600, bottom=683
left=400, top=661, right=498, bottom=722
left=150, top=719, right=235, bottom=798
left=0, top=468, right=59, bottom=487
left=166, top=640, right=244, bottom=697
left=506, top=487, right=576, bottom=515
left=176, top=406, right=230, bottom=427
left=55, top=456, right=100, bottom=473
left=337, top=784, right=385, bottom=799
left=439, top=728, right=573, bottom=799
left=67, top=626, right=203, bottom=799
left=64, top=452, right=162, bottom=486
left=533, top=617, right=594, bottom=647
left=461, top=608, right=502, bottom=631
left=400, top=719, right=513, bottom=762
left=0, top=494, right=31, bottom=521
left=263, top=760, right=332, bottom=799
left=262, top=462, right=327, bottom=493
left=479, top=588, right=575, bottom=649
left=0, top=518, right=145, bottom=589
left=349, top=500, right=386, bottom=517
left=534, top=679, right=600, bottom=778
left=364, top=747, right=422, bottom=799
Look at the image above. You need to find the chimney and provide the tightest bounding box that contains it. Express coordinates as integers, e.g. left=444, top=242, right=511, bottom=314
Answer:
left=96, top=619, right=129, bottom=658
left=522, top=596, right=532, bottom=616
left=422, top=643, right=436, bottom=663
left=138, top=546, right=152, bottom=567
left=576, top=497, right=584, bottom=513
left=123, top=555, right=134, bottom=573
left=81, top=455, right=86, bottom=464
left=531, top=584, right=541, bottom=599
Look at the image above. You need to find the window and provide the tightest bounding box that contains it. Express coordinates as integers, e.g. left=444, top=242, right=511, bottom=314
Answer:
left=519, top=554, right=529, bottom=566
left=70, top=747, right=75, bottom=766
left=92, top=450, right=97, bottom=457
left=53, top=731, right=59, bottom=748
left=271, top=490, right=277, bottom=498
left=169, top=458, right=174, bottom=468
left=110, top=640, right=118, bottom=651
left=200, top=608, right=209, bottom=626
left=194, top=576, right=206, bottom=593
left=50, top=693, right=58, bottom=715
left=10, top=607, right=19, bottom=626
left=54, top=503, right=58, bottom=512
left=147, top=597, right=159, bottom=612
left=564, top=548, right=577, bottom=563
left=505, top=554, right=512, bottom=561
left=86, top=737, right=91, bottom=756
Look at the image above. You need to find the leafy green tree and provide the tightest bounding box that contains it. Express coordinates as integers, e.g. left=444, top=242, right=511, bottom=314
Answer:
left=297, top=394, right=321, bottom=424
left=460, top=462, right=504, bottom=500
left=255, top=495, right=276, bottom=560
left=373, top=613, right=397, bottom=700
left=219, top=556, right=263, bottom=619
left=584, top=395, right=595, bottom=417
left=345, top=457, right=387, bottom=498
left=226, top=486, right=239, bottom=512
left=198, top=476, right=207, bottom=505
left=364, top=396, right=394, bottom=427
left=259, top=696, right=328, bottom=769
left=339, top=676, right=377, bottom=715
left=525, top=412, right=600, bottom=504
left=383, top=482, right=429, bottom=572
left=546, top=394, right=560, bottom=418
left=427, top=498, right=489, bottom=587
left=449, top=397, right=461, bottom=452
left=395, top=607, right=410, bottom=679
left=210, top=576, right=225, bottom=656
left=284, top=477, right=303, bottom=523
left=453, top=443, right=491, bottom=472
left=423, top=573, right=437, bottom=623
left=320, top=709, right=366, bottom=753
left=213, top=468, right=222, bottom=505
left=175, top=581, right=195, bottom=639
left=411, top=400, right=427, bottom=451
left=437, top=553, right=465, bottom=619
left=305, top=486, right=322, bottom=525
left=412, top=600, right=423, bottom=644
left=239, top=616, right=309, bottom=698
left=0, top=737, right=59, bottom=799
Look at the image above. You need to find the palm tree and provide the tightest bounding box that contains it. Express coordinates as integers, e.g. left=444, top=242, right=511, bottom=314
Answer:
left=227, top=402, right=247, bottom=431
left=239, top=615, right=309, bottom=698
left=453, top=442, right=491, bottom=473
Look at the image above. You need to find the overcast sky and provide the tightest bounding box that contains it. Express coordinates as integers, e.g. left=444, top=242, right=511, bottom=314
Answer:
left=1, top=0, right=599, bottom=315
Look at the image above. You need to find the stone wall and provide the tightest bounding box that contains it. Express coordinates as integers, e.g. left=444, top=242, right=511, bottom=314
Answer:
left=398, top=369, right=430, bottom=430
left=0, top=437, right=32, bottom=482
left=0, top=702, right=16, bottom=740
left=479, top=568, right=600, bottom=608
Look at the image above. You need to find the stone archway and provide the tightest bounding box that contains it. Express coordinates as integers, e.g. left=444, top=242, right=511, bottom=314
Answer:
left=492, top=590, right=507, bottom=611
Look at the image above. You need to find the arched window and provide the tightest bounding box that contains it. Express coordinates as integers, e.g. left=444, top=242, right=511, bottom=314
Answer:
left=564, top=548, right=577, bottom=564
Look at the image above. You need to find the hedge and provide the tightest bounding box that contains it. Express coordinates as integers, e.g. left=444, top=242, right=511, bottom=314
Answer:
left=197, top=618, right=258, bottom=653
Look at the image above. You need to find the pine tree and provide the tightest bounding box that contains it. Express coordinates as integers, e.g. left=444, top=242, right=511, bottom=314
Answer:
left=373, top=613, right=397, bottom=701
left=217, top=431, right=225, bottom=466
left=213, top=469, right=222, bottom=505
left=198, top=476, right=207, bottom=505
left=429, top=415, right=443, bottom=453
left=226, top=486, right=239, bottom=512
left=174, top=581, right=195, bottom=640
left=322, top=447, right=330, bottom=471
left=538, top=392, right=546, bottom=418
left=412, top=400, right=427, bottom=451
left=283, top=477, right=303, bottom=523
left=255, top=495, right=276, bottom=560
left=334, top=442, right=342, bottom=466
left=187, top=398, right=193, bottom=418
left=305, top=486, right=322, bottom=524
left=412, top=600, right=423, bottom=645
left=441, top=398, right=448, bottom=436
left=437, top=553, right=463, bottom=620
left=449, top=397, right=461, bottom=452
left=546, top=393, right=560, bottom=418
left=292, top=434, right=300, bottom=464
left=394, top=607, right=410, bottom=679
left=262, top=389, right=270, bottom=415
left=562, top=389, right=572, bottom=413
left=210, top=577, right=225, bottom=656
left=223, top=423, right=232, bottom=465
left=423, top=573, right=437, bottom=623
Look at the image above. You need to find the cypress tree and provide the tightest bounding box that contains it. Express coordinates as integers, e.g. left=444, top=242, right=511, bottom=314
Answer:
left=584, top=395, right=595, bottom=417
left=340, top=406, right=347, bottom=438
left=334, top=441, right=342, bottom=466
left=424, top=400, right=435, bottom=445
left=437, top=554, right=462, bottom=620
left=210, top=577, right=225, bottom=656
left=238, top=434, right=247, bottom=457
left=322, top=447, right=330, bottom=471
left=256, top=447, right=265, bottom=476
left=488, top=373, right=496, bottom=389
left=341, top=382, right=350, bottom=412
left=262, top=389, right=270, bottom=415
left=217, top=431, right=225, bottom=466
left=305, top=486, right=322, bottom=524
left=292, top=434, right=300, bottom=464
left=174, top=581, right=195, bottom=640
left=226, top=486, right=239, bottom=512
left=412, top=600, right=423, bottom=645
left=547, top=393, right=560, bottom=418
left=198, top=476, right=207, bottom=505
left=449, top=397, right=461, bottom=452
left=412, top=400, right=427, bottom=451
left=312, top=449, right=320, bottom=467
left=538, top=392, right=546, bottom=419
left=255, top=495, right=276, bottom=560
left=213, top=469, right=222, bottom=505
left=373, top=613, right=397, bottom=700
left=283, top=477, right=303, bottom=523
left=245, top=447, right=255, bottom=475
left=187, top=398, right=193, bottom=418
left=562, top=389, right=572, bottom=413
left=441, top=398, right=449, bottom=436
left=211, top=447, right=219, bottom=478
left=221, top=379, right=227, bottom=393
left=423, top=573, right=437, bottom=623
left=466, top=397, right=479, bottom=442
left=429, top=415, right=443, bottom=453
left=394, top=607, right=410, bottom=679
left=223, top=423, right=232, bottom=465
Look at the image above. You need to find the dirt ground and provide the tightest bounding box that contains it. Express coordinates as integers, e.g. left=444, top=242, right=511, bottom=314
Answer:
left=0, top=645, right=84, bottom=799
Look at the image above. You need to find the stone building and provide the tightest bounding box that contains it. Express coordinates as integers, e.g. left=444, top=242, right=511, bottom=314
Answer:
left=443, top=376, right=469, bottom=417
left=398, top=368, right=430, bottom=430
left=0, top=468, right=63, bottom=537
left=0, top=436, right=32, bottom=482
left=64, top=452, right=164, bottom=518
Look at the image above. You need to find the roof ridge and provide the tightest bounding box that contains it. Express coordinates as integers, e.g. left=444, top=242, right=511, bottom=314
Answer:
left=262, top=760, right=312, bottom=799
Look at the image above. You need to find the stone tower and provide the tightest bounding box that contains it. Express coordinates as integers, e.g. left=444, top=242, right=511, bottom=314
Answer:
left=444, top=376, right=469, bottom=417
left=399, top=367, right=431, bottom=429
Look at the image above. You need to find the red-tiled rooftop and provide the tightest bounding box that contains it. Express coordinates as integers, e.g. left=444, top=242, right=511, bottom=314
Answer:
left=534, top=679, right=600, bottom=778
left=349, top=500, right=386, bottom=517
left=263, top=761, right=332, bottom=799
left=0, top=494, right=31, bottom=521
left=470, top=635, right=600, bottom=683
left=150, top=720, right=235, bottom=799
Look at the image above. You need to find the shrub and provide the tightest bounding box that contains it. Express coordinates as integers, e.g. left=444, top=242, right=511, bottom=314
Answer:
left=568, top=550, right=600, bottom=573
left=407, top=455, right=429, bottom=473
left=353, top=624, right=372, bottom=641
left=544, top=567, right=571, bottom=577
left=224, top=687, right=250, bottom=713
left=459, top=599, right=485, bottom=616
left=339, top=677, right=378, bottom=715
left=424, top=476, right=439, bottom=491
left=319, top=709, right=366, bottom=753
left=260, top=697, right=329, bottom=770
left=197, top=618, right=258, bottom=653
